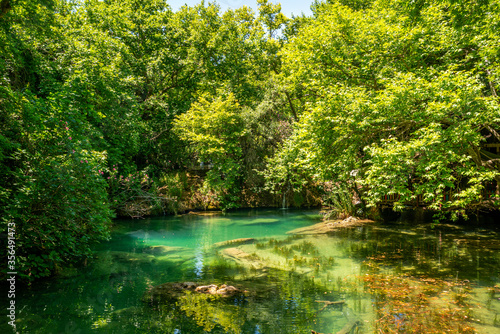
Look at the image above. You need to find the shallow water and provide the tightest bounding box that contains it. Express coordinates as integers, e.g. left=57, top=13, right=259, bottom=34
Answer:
left=4, top=209, right=500, bottom=333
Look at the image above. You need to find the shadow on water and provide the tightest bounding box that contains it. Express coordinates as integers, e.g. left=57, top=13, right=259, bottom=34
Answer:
left=4, top=209, right=500, bottom=333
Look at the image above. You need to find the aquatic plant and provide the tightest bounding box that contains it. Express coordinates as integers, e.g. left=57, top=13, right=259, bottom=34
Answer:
left=363, top=273, right=477, bottom=333
left=255, top=242, right=267, bottom=249
left=269, top=240, right=321, bottom=260
left=256, top=235, right=304, bottom=250
left=273, top=245, right=294, bottom=258
left=293, top=241, right=319, bottom=256
left=289, top=255, right=308, bottom=266
left=307, top=256, right=335, bottom=268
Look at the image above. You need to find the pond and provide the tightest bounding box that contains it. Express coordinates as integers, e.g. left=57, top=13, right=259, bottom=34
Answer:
left=4, top=209, right=500, bottom=333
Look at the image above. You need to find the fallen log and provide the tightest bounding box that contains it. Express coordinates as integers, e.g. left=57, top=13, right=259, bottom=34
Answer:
left=315, top=300, right=345, bottom=312
left=337, top=306, right=361, bottom=334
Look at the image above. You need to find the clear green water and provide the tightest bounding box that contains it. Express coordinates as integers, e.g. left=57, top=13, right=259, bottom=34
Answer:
left=4, top=209, right=500, bottom=333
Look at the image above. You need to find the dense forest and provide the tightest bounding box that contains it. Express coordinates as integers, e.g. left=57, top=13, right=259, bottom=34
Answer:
left=1, top=0, right=499, bottom=280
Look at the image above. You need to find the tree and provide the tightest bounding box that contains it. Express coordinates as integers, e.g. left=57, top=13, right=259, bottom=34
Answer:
left=269, top=0, right=500, bottom=218
left=173, top=93, right=246, bottom=209
left=0, top=0, right=114, bottom=279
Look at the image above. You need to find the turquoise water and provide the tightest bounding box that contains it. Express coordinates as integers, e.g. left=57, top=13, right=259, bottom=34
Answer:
left=3, top=209, right=500, bottom=333
left=117, top=209, right=320, bottom=249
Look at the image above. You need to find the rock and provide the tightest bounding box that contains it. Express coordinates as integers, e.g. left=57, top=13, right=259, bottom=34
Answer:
left=212, top=238, right=255, bottom=249
left=287, top=217, right=375, bottom=235
left=144, top=282, right=242, bottom=303
left=242, top=218, right=279, bottom=226
left=142, top=245, right=190, bottom=256
left=215, top=284, right=239, bottom=296
left=341, top=216, right=358, bottom=224
left=194, top=284, right=240, bottom=296
left=195, top=284, right=218, bottom=294
left=286, top=222, right=334, bottom=235
left=220, top=248, right=265, bottom=269
left=182, top=282, right=198, bottom=290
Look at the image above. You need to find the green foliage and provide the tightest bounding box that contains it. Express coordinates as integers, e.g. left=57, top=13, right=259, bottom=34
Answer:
left=2, top=0, right=500, bottom=281
left=0, top=0, right=127, bottom=280
left=174, top=93, right=246, bottom=210
left=106, top=166, right=166, bottom=218
left=158, top=171, right=189, bottom=214
left=239, top=81, right=296, bottom=195
left=257, top=0, right=288, bottom=39
left=322, top=183, right=358, bottom=219
left=2, top=104, right=113, bottom=279
left=0, top=0, right=293, bottom=280
left=261, top=140, right=312, bottom=197
left=267, top=0, right=500, bottom=218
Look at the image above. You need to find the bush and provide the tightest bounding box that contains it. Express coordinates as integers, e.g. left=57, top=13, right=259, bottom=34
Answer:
left=3, top=150, right=113, bottom=280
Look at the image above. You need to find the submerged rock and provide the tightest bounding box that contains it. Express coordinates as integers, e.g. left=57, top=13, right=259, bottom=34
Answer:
left=144, top=282, right=242, bottom=303
left=242, top=218, right=279, bottom=226
left=141, top=245, right=191, bottom=256
left=287, top=217, right=375, bottom=235
left=194, top=283, right=240, bottom=296
left=195, top=284, right=218, bottom=294
left=215, top=284, right=239, bottom=295
left=220, top=247, right=265, bottom=269
left=212, top=238, right=256, bottom=249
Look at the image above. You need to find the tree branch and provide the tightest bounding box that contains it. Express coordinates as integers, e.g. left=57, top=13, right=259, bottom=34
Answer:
left=483, top=124, right=500, bottom=142
left=284, top=90, right=299, bottom=121
left=485, top=63, right=498, bottom=97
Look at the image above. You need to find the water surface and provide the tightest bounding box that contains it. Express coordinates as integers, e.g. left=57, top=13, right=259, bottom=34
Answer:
left=4, top=209, right=500, bottom=333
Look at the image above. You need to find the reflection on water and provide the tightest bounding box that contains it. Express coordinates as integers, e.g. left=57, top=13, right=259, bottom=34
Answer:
left=194, top=248, right=204, bottom=279
left=4, top=209, right=500, bottom=333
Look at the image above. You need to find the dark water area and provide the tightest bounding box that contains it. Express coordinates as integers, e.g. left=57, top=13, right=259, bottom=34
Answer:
left=2, top=209, right=500, bottom=333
